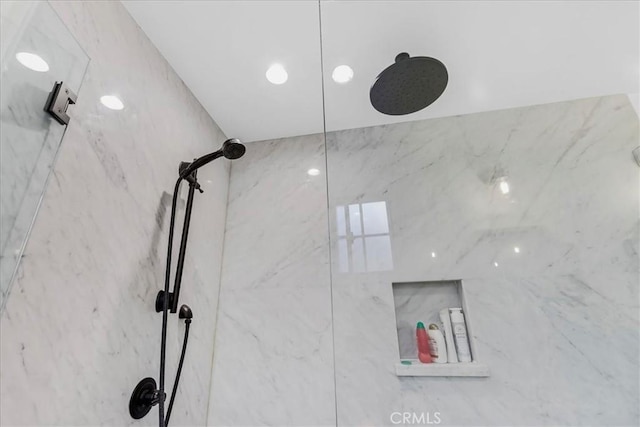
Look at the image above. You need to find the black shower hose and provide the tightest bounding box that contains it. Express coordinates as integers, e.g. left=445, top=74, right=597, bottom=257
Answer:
left=165, top=318, right=191, bottom=426
left=159, top=177, right=184, bottom=427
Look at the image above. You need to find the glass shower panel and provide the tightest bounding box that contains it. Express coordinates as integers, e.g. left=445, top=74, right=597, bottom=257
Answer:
left=0, top=1, right=89, bottom=311
left=319, top=2, right=640, bottom=426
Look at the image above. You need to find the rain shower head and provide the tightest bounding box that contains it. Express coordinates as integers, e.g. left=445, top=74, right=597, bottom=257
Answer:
left=370, top=52, right=448, bottom=116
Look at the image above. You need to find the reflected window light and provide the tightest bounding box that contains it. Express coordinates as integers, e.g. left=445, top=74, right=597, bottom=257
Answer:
left=337, top=239, right=349, bottom=273
left=16, top=52, right=49, bottom=72
left=365, top=235, right=392, bottom=272
left=307, top=168, right=320, bottom=176
left=336, top=201, right=393, bottom=273
left=348, top=204, right=362, bottom=236
left=431, top=252, right=437, bottom=258
left=336, top=205, right=346, bottom=237
left=351, top=236, right=366, bottom=272
left=493, top=261, right=499, bottom=267
left=362, top=201, right=389, bottom=234
left=514, top=246, right=520, bottom=253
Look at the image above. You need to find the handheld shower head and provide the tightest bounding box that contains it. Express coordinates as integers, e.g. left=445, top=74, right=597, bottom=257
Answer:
left=222, top=138, right=246, bottom=160
left=179, top=138, right=245, bottom=178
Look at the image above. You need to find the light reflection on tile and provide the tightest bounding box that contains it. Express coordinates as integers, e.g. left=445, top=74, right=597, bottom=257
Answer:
left=335, top=201, right=394, bottom=273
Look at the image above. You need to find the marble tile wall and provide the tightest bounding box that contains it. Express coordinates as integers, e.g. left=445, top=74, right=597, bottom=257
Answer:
left=207, top=134, right=336, bottom=426
left=0, top=1, right=229, bottom=425
left=326, top=94, right=639, bottom=426
left=2, top=4, right=637, bottom=425
left=213, top=94, right=638, bottom=427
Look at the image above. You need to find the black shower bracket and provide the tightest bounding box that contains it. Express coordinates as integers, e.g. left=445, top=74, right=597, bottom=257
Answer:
left=155, top=162, right=202, bottom=314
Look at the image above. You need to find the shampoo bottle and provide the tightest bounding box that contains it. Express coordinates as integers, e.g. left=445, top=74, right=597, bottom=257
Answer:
left=439, top=308, right=458, bottom=363
left=416, top=322, right=432, bottom=363
left=449, top=308, right=472, bottom=362
left=428, top=324, right=447, bottom=363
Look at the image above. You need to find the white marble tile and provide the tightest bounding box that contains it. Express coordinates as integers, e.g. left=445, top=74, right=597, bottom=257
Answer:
left=211, top=94, right=638, bottom=426
left=328, top=272, right=638, bottom=426
left=325, top=94, right=640, bottom=426
left=208, top=133, right=335, bottom=426
left=0, top=1, right=229, bottom=425
left=221, top=133, right=330, bottom=291
left=326, top=96, right=639, bottom=281
left=208, top=287, right=335, bottom=427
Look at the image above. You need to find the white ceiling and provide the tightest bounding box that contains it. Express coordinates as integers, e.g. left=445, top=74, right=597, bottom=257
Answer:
left=123, top=1, right=639, bottom=143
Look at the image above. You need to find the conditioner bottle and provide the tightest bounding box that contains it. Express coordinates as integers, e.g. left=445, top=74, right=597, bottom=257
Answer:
left=428, top=324, right=447, bottom=363
left=449, top=308, right=472, bottom=362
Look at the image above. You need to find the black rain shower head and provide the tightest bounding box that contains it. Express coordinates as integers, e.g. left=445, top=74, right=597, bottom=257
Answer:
left=370, top=52, right=448, bottom=116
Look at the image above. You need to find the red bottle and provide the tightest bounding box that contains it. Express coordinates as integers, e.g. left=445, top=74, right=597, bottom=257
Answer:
left=416, top=322, right=433, bottom=363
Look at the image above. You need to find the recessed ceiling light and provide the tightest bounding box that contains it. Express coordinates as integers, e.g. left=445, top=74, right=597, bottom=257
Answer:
left=332, top=65, right=353, bottom=84
left=514, top=246, right=520, bottom=253
left=266, top=64, right=288, bottom=85
left=100, top=95, right=124, bottom=110
left=307, top=168, right=320, bottom=176
left=16, top=52, right=49, bottom=72
left=431, top=252, right=437, bottom=258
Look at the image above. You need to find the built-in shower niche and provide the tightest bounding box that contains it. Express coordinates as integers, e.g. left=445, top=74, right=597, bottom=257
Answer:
left=392, top=280, right=489, bottom=377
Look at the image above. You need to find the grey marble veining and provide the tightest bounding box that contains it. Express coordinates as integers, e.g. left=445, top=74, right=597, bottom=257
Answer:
left=208, top=134, right=336, bottom=426
left=0, top=1, right=229, bottom=425
left=221, top=134, right=330, bottom=292
left=2, top=3, right=637, bottom=424
left=213, top=94, right=639, bottom=427
left=326, top=94, right=639, bottom=426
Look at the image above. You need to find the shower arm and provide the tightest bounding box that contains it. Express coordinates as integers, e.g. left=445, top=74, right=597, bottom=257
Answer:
left=156, top=163, right=202, bottom=315
left=179, top=150, right=224, bottom=179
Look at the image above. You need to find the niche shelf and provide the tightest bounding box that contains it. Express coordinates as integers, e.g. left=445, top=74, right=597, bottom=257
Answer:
left=395, top=361, right=489, bottom=377
left=391, top=280, right=490, bottom=378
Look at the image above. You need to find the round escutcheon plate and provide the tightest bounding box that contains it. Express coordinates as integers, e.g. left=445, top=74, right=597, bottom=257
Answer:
left=129, top=377, right=157, bottom=419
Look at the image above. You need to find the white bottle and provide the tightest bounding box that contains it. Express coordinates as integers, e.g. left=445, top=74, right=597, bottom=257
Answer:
left=449, top=308, right=472, bottom=362
left=427, top=324, right=447, bottom=363
left=439, top=308, right=458, bottom=363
